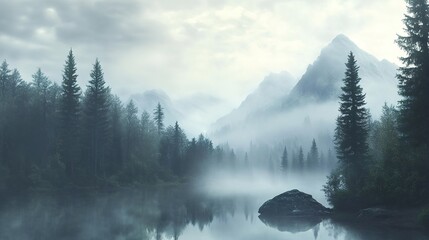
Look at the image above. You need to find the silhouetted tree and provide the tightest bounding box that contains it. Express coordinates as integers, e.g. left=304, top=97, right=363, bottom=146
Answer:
left=82, top=59, right=110, bottom=179
left=0, top=55, right=229, bottom=189
left=159, top=123, right=187, bottom=175
left=107, top=95, right=123, bottom=175
left=154, top=103, right=164, bottom=136
left=281, top=146, right=288, bottom=172
left=325, top=52, right=369, bottom=209
left=0, top=61, right=12, bottom=169
left=173, top=122, right=187, bottom=176
left=395, top=0, right=429, bottom=201
left=31, top=68, right=52, bottom=167
left=59, top=49, right=81, bottom=180
left=334, top=52, right=369, bottom=192
left=124, top=100, right=139, bottom=165
left=298, top=147, right=304, bottom=171
left=396, top=0, right=429, bottom=148
left=139, top=110, right=158, bottom=166
left=307, top=139, right=319, bottom=170
left=367, top=104, right=403, bottom=203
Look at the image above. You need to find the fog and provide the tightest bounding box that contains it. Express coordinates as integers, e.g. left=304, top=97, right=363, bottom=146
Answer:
left=221, top=102, right=334, bottom=138
left=199, top=169, right=330, bottom=206
left=0, top=33, right=410, bottom=239
left=1, top=0, right=427, bottom=238
left=2, top=172, right=427, bottom=240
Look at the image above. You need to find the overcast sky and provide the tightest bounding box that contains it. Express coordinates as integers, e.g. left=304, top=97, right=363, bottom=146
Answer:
left=0, top=0, right=406, bottom=106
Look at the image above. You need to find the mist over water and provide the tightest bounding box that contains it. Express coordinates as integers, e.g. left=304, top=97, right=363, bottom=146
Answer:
left=1, top=170, right=428, bottom=240
left=200, top=169, right=330, bottom=206
left=0, top=8, right=425, bottom=238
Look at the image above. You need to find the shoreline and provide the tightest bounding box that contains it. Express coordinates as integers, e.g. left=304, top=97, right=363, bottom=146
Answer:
left=330, top=207, right=428, bottom=231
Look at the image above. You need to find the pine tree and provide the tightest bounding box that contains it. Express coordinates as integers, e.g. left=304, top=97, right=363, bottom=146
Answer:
left=31, top=68, right=52, bottom=167
left=281, top=146, right=288, bottom=172
left=307, top=139, right=319, bottom=170
left=244, top=152, right=250, bottom=170
left=124, top=100, right=139, bottom=165
left=0, top=61, right=11, bottom=165
left=172, top=121, right=187, bottom=176
left=32, top=68, right=51, bottom=121
left=140, top=110, right=158, bottom=167
left=396, top=0, right=429, bottom=147
left=107, top=95, right=123, bottom=174
left=83, top=59, right=110, bottom=178
left=0, top=61, right=11, bottom=98
left=9, top=69, right=23, bottom=95
left=334, top=52, right=369, bottom=193
left=153, top=103, right=164, bottom=135
left=59, top=49, right=81, bottom=179
left=298, top=147, right=304, bottom=171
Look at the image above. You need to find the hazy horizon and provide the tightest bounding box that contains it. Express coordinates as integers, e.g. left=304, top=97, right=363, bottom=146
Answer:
left=1, top=1, right=406, bottom=110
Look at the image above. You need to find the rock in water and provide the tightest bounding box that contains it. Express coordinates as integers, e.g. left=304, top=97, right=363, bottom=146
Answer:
left=258, top=189, right=331, bottom=216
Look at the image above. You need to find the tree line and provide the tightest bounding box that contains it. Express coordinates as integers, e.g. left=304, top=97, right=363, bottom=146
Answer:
left=280, top=139, right=336, bottom=173
left=324, top=0, right=429, bottom=209
left=0, top=50, right=228, bottom=190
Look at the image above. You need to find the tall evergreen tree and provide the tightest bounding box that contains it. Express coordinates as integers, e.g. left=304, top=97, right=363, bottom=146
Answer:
left=396, top=0, right=429, bottom=148
left=124, top=100, right=139, bottom=165
left=172, top=121, right=187, bottom=176
left=153, top=103, right=164, bottom=135
left=0, top=61, right=11, bottom=98
left=244, top=152, right=250, bottom=170
left=83, top=59, right=110, bottom=178
left=31, top=68, right=52, bottom=167
left=281, top=146, right=288, bottom=172
left=107, top=95, right=123, bottom=174
left=307, top=139, right=319, bottom=170
left=59, top=49, right=81, bottom=179
left=298, top=147, right=304, bottom=171
left=139, top=110, right=158, bottom=175
left=0, top=61, right=11, bottom=165
left=334, top=52, right=369, bottom=193
left=32, top=68, right=51, bottom=121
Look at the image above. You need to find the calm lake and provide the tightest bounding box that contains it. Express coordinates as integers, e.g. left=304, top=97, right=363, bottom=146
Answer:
left=1, top=173, right=428, bottom=240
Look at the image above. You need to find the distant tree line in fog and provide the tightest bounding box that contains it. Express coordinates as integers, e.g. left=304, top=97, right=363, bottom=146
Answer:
left=0, top=50, right=236, bottom=190
left=280, top=139, right=337, bottom=172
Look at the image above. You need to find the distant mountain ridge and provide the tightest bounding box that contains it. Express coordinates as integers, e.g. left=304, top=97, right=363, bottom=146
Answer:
left=130, top=89, right=230, bottom=137
left=285, top=34, right=397, bottom=107
left=211, top=34, right=399, bottom=147
left=131, top=89, right=183, bottom=128
left=214, top=71, right=296, bottom=128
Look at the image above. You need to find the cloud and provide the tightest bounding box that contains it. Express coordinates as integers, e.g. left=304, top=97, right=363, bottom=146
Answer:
left=0, top=0, right=406, bottom=118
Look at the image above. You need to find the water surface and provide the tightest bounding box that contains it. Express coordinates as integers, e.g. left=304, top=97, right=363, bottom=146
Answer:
left=0, top=174, right=427, bottom=240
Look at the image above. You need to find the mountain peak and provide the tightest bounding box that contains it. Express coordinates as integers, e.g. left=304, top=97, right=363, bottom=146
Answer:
left=284, top=33, right=397, bottom=107
left=333, top=33, right=349, bottom=41
left=329, top=34, right=357, bottom=49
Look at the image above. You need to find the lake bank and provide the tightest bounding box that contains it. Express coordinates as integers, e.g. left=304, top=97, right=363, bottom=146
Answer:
left=330, top=207, right=429, bottom=232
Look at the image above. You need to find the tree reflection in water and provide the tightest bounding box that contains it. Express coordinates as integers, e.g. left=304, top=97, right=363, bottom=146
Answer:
left=0, top=187, right=428, bottom=240
left=0, top=187, right=251, bottom=240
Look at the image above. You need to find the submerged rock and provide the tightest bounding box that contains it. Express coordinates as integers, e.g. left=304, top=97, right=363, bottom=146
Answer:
left=258, top=189, right=331, bottom=217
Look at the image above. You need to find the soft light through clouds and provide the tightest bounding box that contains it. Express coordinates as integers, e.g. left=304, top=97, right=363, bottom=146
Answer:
left=0, top=0, right=406, bottom=107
